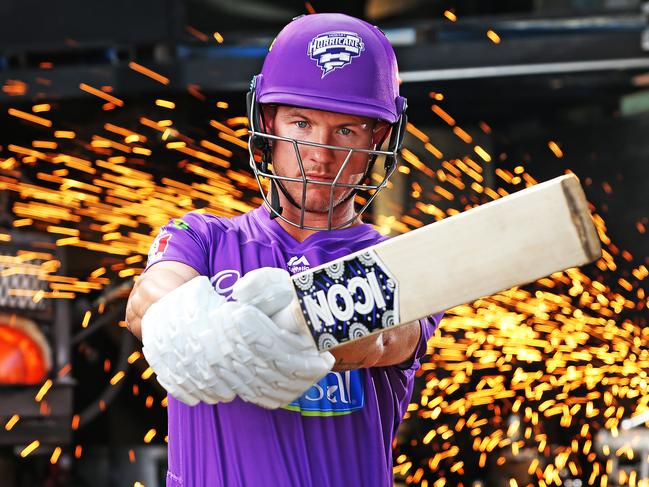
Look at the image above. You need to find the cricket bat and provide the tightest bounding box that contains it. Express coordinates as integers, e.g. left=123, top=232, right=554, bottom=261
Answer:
left=274, top=174, right=602, bottom=351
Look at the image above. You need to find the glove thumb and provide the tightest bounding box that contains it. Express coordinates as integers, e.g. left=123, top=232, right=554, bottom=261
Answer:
left=231, top=267, right=295, bottom=316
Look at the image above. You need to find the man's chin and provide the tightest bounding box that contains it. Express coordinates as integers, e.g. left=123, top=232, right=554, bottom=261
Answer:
left=291, top=193, right=353, bottom=214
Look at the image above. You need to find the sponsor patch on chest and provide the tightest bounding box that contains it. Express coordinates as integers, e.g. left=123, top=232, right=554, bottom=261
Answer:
left=283, top=370, right=365, bottom=416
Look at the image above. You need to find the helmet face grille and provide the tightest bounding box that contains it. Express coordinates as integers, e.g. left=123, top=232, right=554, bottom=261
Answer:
left=246, top=86, right=406, bottom=231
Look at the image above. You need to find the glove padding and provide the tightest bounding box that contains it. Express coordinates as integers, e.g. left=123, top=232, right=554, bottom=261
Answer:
left=141, top=269, right=334, bottom=408
left=141, top=277, right=237, bottom=406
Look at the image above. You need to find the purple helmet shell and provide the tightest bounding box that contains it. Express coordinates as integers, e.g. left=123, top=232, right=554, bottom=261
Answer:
left=256, top=13, right=406, bottom=123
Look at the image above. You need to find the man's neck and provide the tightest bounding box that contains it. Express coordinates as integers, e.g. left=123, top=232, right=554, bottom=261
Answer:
left=264, top=202, right=361, bottom=243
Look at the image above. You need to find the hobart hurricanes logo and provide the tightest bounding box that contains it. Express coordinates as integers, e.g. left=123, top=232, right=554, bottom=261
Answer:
left=210, top=269, right=241, bottom=299
left=308, top=31, right=365, bottom=78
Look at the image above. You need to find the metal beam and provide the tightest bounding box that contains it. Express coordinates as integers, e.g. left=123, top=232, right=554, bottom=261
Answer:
left=400, top=57, right=649, bottom=82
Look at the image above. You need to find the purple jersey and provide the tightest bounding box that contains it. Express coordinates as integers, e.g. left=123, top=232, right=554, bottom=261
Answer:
left=145, top=206, right=443, bottom=487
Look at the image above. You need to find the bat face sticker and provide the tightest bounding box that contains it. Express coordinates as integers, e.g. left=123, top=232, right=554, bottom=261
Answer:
left=293, top=250, right=400, bottom=350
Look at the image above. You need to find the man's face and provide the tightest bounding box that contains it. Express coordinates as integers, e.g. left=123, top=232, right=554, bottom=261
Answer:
left=263, top=105, right=386, bottom=213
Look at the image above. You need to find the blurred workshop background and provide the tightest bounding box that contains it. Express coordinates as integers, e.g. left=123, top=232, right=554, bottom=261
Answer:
left=0, top=0, right=648, bottom=486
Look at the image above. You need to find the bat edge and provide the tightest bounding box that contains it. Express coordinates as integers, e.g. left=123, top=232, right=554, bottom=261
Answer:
left=560, top=174, right=602, bottom=264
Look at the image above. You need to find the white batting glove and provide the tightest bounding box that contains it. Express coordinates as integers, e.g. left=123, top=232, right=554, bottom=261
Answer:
left=229, top=267, right=335, bottom=409
left=206, top=303, right=333, bottom=409
left=141, top=271, right=334, bottom=409
left=141, top=277, right=238, bottom=406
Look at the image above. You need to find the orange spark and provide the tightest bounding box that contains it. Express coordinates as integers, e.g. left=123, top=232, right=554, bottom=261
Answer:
left=8, top=108, right=52, bottom=127
left=35, top=379, right=53, bottom=402
left=32, top=103, right=51, bottom=113
left=79, top=83, right=124, bottom=107
left=5, top=415, right=20, bottom=431
left=186, top=25, right=209, bottom=41
left=155, top=99, right=176, bottom=109
left=548, top=141, right=564, bottom=158
left=128, top=62, right=170, bottom=85
left=487, top=30, right=501, bottom=44
left=20, top=441, right=40, bottom=457
left=50, top=447, right=62, bottom=464
left=453, top=126, right=473, bottom=144
left=444, top=10, right=457, bottom=22
left=474, top=146, right=492, bottom=162
left=144, top=429, right=157, bottom=443
left=431, top=105, right=456, bottom=126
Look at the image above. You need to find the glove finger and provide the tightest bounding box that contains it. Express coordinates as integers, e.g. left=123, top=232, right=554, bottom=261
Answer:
left=231, top=267, right=295, bottom=316
left=239, top=392, right=284, bottom=410
left=156, top=375, right=200, bottom=406
left=245, top=379, right=297, bottom=403
left=254, top=384, right=308, bottom=407
left=198, top=327, right=236, bottom=366
left=320, top=350, right=336, bottom=369
left=188, top=354, right=247, bottom=403
left=142, top=346, right=195, bottom=404
left=250, top=362, right=316, bottom=394
left=251, top=331, right=316, bottom=361
left=192, top=361, right=237, bottom=401
left=235, top=306, right=315, bottom=352
left=196, top=387, right=235, bottom=405
left=272, top=354, right=333, bottom=381
left=214, top=361, right=258, bottom=399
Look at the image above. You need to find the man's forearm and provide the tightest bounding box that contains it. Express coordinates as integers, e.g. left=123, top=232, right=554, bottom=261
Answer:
left=330, top=321, right=421, bottom=371
left=125, top=265, right=198, bottom=340
left=331, top=333, right=383, bottom=371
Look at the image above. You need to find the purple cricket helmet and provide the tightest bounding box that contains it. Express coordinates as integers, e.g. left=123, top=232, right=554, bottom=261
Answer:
left=257, top=13, right=406, bottom=123
left=247, top=13, right=408, bottom=230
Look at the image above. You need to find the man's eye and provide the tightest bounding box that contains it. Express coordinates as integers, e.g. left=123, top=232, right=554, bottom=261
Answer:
left=295, top=121, right=309, bottom=129
left=339, top=127, right=352, bottom=136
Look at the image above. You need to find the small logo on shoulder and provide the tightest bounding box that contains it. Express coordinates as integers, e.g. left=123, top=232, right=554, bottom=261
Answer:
left=147, top=232, right=172, bottom=265
left=308, top=31, right=365, bottom=78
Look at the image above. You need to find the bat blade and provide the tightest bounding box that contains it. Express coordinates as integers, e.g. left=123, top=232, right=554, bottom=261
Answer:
left=279, top=174, right=601, bottom=351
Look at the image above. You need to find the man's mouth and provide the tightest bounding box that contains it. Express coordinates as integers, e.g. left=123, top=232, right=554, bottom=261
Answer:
left=305, top=174, right=335, bottom=182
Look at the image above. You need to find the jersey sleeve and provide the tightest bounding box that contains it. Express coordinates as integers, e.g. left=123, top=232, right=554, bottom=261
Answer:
left=370, top=312, right=444, bottom=440
left=144, top=212, right=212, bottom=276
left=397, top=311, right=443, bottom=372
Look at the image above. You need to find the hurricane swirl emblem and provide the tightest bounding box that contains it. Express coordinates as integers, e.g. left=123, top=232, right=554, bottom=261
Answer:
left=381, top=310, right=395, bottom=328
left=318, top=333, right=339, bottom=350
left=325, top=262, right=345, bottom=280
left=349, top=323, right=370, bottom=340
left=295, top=273, right=314, bottom=291
left=358, top=251, right=376, bottom=267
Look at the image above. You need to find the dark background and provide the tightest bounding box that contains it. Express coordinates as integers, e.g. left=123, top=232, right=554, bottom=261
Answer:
left=1, top=0, right=648, bottom=485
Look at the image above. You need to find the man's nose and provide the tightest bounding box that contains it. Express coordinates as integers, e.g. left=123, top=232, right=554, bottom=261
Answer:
left=306, top=129, right=337, bottom=164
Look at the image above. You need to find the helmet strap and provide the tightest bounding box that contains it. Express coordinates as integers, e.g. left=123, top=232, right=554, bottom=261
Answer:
left=269, top=180, right=284, bottom=219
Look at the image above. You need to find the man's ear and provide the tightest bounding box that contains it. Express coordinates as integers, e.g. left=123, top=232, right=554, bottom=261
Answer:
left=260, top=104, right=277, bottom=133
left=372, top=121, right=391, bottom=146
